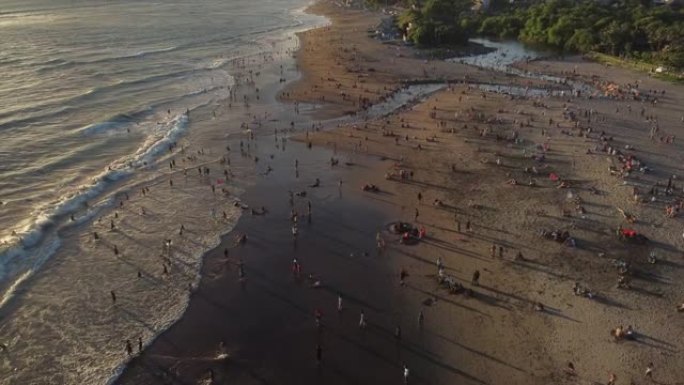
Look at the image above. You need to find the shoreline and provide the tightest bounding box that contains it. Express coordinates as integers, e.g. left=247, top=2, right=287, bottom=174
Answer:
left=98, top=16, right=332, bottom=385
left=0, top=5, right=329, bottom=384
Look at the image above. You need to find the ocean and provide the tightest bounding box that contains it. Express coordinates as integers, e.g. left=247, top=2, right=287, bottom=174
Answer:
left=0, top=0, right=324, bottom=383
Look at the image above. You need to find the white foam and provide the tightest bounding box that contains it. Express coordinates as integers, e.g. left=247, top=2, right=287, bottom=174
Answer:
left=0, top=114, right=189, bottom=309
left=0, top=236, right=61, bottom=309
left=80, top=119, right=131, bottom=136
left=131, top=114, right=188, bottom=167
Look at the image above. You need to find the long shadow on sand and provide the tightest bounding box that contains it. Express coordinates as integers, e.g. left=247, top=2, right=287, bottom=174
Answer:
left=424, top=329, right=529, bottom=374
left=407, top=284, right=492, bottom=318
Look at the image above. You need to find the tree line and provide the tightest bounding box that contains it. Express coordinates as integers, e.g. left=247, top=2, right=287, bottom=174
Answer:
left=368, top=0, right=684, bottom=69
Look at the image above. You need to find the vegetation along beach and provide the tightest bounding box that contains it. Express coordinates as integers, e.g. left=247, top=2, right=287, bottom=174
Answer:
left=0, top=0, right=683, bottom=384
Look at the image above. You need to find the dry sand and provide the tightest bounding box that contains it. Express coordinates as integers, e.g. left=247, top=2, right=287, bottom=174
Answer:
left=286, top=2, right=684, bottom=384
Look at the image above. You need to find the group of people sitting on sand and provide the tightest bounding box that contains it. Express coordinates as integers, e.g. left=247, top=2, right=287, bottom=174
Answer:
left=400, top=226, right=426, bottom=244
left=611, top=325, right=636, bottom=341
left=573, top=282, right=595, bottom=299
left=386, top=221, right=426, bottom=245
left=539, top=228, right=576, bottom=247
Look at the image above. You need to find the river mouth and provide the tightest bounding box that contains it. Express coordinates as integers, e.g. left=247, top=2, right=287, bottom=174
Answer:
left=448, top=38, right=599, bottom=97
left=340, top=44, right=583, bottom=120
left=456, top=38, right=550, bottom=70
left=349, top=37, right=601, bottom=114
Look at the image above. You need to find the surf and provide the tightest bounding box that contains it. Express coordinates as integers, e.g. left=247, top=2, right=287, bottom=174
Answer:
left=0, top=113, right=189, bottom=310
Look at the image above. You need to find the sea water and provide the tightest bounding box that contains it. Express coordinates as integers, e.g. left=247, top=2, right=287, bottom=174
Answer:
left=0, top=0, right=325, bottom=383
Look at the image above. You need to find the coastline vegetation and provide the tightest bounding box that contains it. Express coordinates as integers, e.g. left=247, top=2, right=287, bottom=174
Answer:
left=368, top=0, right=684, bottom=70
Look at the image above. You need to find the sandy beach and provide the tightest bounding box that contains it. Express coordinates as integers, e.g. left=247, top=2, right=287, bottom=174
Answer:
left=108, top=1, right=684, bottom=385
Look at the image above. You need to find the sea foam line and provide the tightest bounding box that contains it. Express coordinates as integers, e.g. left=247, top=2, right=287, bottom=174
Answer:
left=0, top=114, right=189, bottom=308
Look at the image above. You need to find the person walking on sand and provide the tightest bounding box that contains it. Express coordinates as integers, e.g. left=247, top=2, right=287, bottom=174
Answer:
left=291, top=258, right=301, bottom=278
left=110, top=290, right=117, bottom=304
left=466, top=219, right=472, bottom=232
left=125, top=340, right=133, bottom=356
left=645, top=362, right=654, bottom=379
left=376, top=231, right=384, bottom=253
left=138, top=337, right=143, bottom=353
left=414, top=208, right=419, bottom=222
left=491, top=244, right=496, bottom=257
left=359, top=310, right=366, bottom=329
left=314, top=308, right=322, bottom=328
left=418, top=310, right=424, bottom=329
left=471, top=270, right=480, bottom=286
left=337, top=294, right=343, bottom=313
left=400, top=268, right=408, bottom=286
left=403, top=364, right=409, bottom=384
left=564, top=362, right=576, bottom=376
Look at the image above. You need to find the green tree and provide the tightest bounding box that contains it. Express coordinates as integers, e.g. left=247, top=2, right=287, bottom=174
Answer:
left=546, top=15, right=580, bottom=48
left=565, top=28, right=596, bottom=52
left=399, top=0, right=474, bottom=46
left=395, top=0, right=684, bottom=69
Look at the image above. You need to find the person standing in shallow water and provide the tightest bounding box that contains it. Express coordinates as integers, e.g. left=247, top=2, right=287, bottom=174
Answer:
left=238, top=259, right=245, bottom=279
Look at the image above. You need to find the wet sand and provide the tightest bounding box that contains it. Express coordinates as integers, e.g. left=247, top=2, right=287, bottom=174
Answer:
left=116, top=136, right=421, bottom=384
left=117, top=2, right=684, bottom=385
